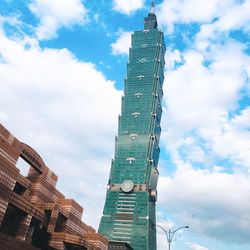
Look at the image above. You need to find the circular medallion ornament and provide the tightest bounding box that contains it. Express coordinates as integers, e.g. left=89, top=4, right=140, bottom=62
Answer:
left=121, top=180, right=134, bottom=193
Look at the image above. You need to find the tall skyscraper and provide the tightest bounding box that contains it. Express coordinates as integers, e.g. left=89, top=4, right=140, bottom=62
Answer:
left=99, top=2, right=165, bottom=249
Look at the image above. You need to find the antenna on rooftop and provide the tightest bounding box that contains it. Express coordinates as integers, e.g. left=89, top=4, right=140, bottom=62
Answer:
left=151, top=0, right=155, bottom=14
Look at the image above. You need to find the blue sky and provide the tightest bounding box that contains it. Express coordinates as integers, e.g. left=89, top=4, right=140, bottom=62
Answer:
left=0, top=1, right=250, bottom=250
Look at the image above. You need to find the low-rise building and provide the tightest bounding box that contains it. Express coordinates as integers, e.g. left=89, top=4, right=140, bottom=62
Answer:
left=0, top=123, right=108, bottom=250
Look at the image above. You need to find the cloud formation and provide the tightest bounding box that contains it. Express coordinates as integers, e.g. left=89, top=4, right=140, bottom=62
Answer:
left=0, top=26, right=121, bottom=227
left=158, top=164, right=250, bottom=242
left=157, top=0, right=250, bottom=33
left=151, top=1, right=250, bottom=248
left=189, top=242, right=208, bottom=250
left=29, top=0, right=88, bottom=40
left=112, top=0, right=145, bottom=15
left=162, top=41, right=250, bottom=164
left=111, top=30, right=132, bottom=55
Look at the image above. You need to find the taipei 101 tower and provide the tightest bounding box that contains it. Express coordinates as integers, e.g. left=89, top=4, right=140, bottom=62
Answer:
left=99, top=1, right=166, bottom=249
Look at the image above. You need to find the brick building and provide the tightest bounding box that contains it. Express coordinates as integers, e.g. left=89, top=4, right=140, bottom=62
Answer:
left=0, top=123, right=108, bottom=250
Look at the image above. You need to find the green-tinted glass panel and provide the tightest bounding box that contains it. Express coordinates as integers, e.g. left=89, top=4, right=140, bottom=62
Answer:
left=99, top=11, right=165, bottom=250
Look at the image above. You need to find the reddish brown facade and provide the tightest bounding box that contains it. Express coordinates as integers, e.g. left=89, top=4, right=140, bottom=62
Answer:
left=0, top=124, right=108, bottom=250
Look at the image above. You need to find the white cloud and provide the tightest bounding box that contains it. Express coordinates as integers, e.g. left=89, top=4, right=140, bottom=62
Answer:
left=232, top=108, right=250, bottom=129
left=214, top=0, right=250, bottom=32
left=0, top=27, right=121, bottom=227
left=112, top=0, right=145, bottom=15
left=111, top=30, right=132, bottom=55
left=157, top=0, right=224, bottom=32
left=0, top=14, right=22, bottom=27
left=162, top=40, right=250, bottom=168
left=158, top=164, right=250, bottom=243
left=168, top=107, right=250, bottom=171
left=199, top=111, right=250, bottom=169
left=29, top=0, right=88, bottom=40
left=177, top=137, right=206, bottom=163
left=158, top=1, right=250, bottom=242
left=189, top=242, right=208, bottom=250
left=165, top=48, right=183, bottom=71
left=157, top=0, right=250, bottom=33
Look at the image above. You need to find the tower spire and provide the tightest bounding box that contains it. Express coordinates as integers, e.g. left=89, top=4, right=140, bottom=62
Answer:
left=151, top=0, right=155, bottom=14
left=144, top=0, right=158, bottom=30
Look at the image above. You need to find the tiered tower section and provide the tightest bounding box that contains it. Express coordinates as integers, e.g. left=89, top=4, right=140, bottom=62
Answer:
left=99, top=10, right=165, bottom=250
